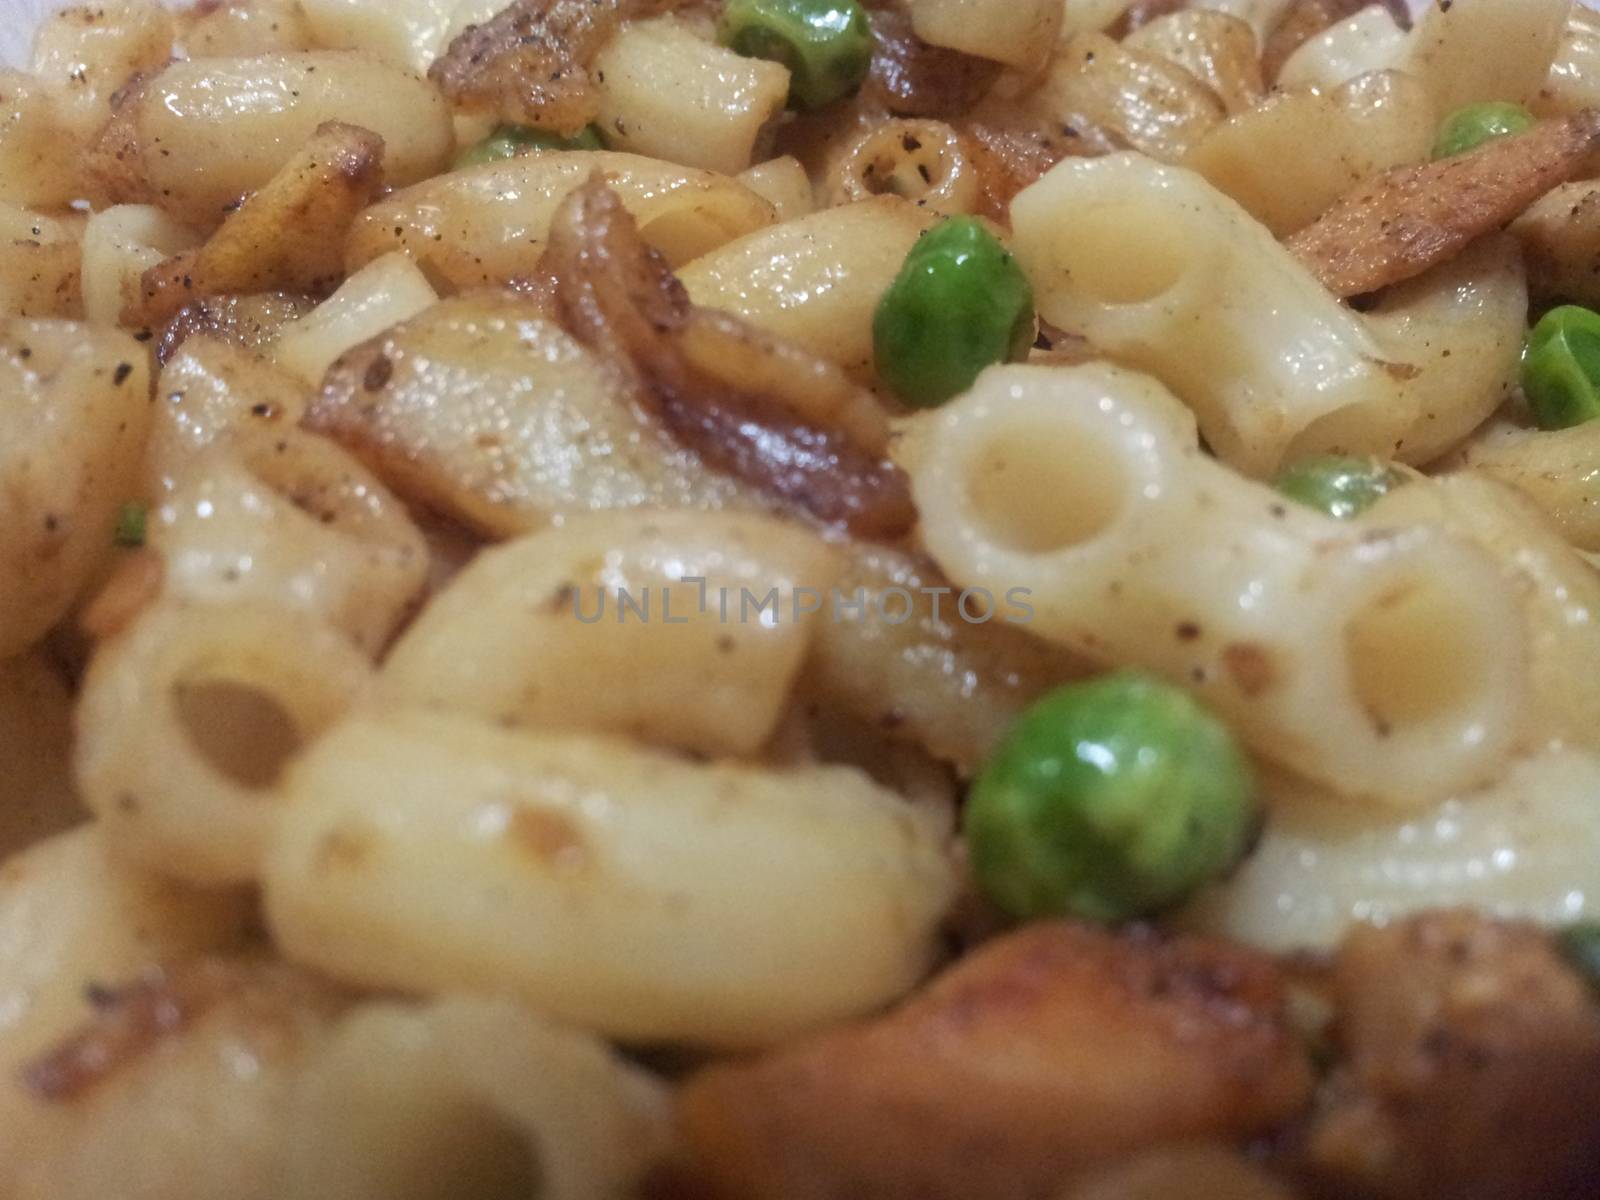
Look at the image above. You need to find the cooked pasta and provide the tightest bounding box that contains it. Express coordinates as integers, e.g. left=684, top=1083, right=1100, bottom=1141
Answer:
left=4, top=0, right=1600, bottom=1194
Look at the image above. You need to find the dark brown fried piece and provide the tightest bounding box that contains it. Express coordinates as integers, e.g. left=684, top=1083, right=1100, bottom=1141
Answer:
left=545, top=177, right=915, bottom=539
left=429, top=0, right=641, bottom=133
left=132, top=122, right=384, bottom=329
left=155, top=292, right=317, bottom=364
left=1260, top=0, right=1411, bottom=83
left=1300, top=911, right=1600, bottom=1200
left=864, top=8, right=1001, bottom=118
left=82, top=71, right=157, bottom=211
left=677, top=922, right=1315, bottom=1200
left=961, top=121, right=1081, bottom=222
left=1287, top=110, right=1600, bottom=298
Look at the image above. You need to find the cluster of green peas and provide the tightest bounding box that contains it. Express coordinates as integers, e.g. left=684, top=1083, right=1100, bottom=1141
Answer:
left=448, top=56, right=1600, bottom=930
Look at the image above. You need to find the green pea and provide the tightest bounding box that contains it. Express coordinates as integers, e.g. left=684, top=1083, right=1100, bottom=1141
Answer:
left=114, top=501, right=146, bottom=548
left=873, top=217, right=1035, bottom=408
left=1558, top=922, right=1600, bottom=994
left=1523, top=305, right=1600, bottom=431
left=1273, top=455, right=1405, bottom=520
left=454, top=124, right=605, bottom=170
left=1432, top=102, right=1535, bottom=159
left=717, top=0, right=871, bottom=111
left=964, top=672, right=1258, bottom=924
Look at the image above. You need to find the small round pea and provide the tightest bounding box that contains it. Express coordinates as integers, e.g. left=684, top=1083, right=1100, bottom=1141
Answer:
left=1273, top=455, right=1405, bottom=520
left=1523, top=305, right=1600, bottom=431
left=1558, top=922, right=1600, bottom=994
left=964, top=672, right=1258, bottom=924
left=873, top=217, right=1035, bottom=408
left=1432, top=101, right=1535, bottom=159
left=717, top=0, right=872, bottom=111
left=454, top=124, right=604, bottom=170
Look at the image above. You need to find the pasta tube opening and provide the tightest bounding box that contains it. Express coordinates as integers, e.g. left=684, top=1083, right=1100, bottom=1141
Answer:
left=1037, top=201, right=1196, bottom=306
left=173, top=677, right=305, bottom=792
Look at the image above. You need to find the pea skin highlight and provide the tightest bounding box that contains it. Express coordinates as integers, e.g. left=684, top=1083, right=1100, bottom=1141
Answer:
left=964, top=672, right=1259, bottom=924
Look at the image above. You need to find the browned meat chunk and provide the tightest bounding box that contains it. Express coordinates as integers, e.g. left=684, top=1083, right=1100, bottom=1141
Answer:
left=677, top=921, right=1315, bottom=1200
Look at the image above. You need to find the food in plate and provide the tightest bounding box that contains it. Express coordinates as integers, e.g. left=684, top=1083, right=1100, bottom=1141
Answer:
left=2, top=0, right=1600, bottom=1196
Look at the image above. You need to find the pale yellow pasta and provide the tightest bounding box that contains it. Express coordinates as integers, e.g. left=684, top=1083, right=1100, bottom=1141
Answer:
left=593, top=17, right=789, bottom=177
left=680, top=196, right=935, bottom=380
left=1122, top=10, right=1264, bottom=116
left=0, top=826, right=253, bottom=1173
left=0, top=320, right=150, bottom=660
left=824, top=118, right=979, bottom=216
left=1536, top=6, right=1600, bottom=117
left=75, top=601, right=373, bottom=885
left=146, top=336, right=311, bottom=495
left=736, top=156, right=812, bottom=222
left=0, top=70, right=83, bottom=207
left=298, top=0, right=457, bottom=73
left=29, top=0, right=175, bottom=139
left=282, top=998, right=672, bottom=1200
left=1184, top=749, right=1600, bottom=952
left=273, top=251, right=439, bottom=387
left=909, top=363, right=1526, bottom=806
left=0, top=202, right=82, bottom=319
left=735, top=155, right=815, bottom=221
left=1276, top=5, right=1410, bottom=92
left=304, top=292, right=759, bottom=535
left=380, top=512, right=840, bottom=758
left=1359, top=236, right=1528, bottom=467
left=1186, top=71, right=1434, bottom=237
left=80, top=204, right=201, bottom=328
left=346, top=149, right=779, bottom=289
left=442, top=0, right=506, bottom=44
left=0, top=652, right=81, bottom=862
left=1512, top=179, right=1600, bottom=310
left=152, top=429, right=429, bottom=655
left=263, top=708, right=956, bottom=1046
left=1031, top=34, right=1224, bottom=164
left=801, top=543, right=1093, bottom=776
left=182, top=0, right=316, bottom=56
left=909, top=0, right=1062, bottom=70
left=7, top=960, right=351, bottom=1200
left=1011, top=154, right=1522, bottom=475
left=1456, top=420, right=1600, bottom=553
left=1366, top=472, right=1600, bottom=756
left=112, top=51, right=454, bottom=224
left=1404, top=0, right=1571, bottom=115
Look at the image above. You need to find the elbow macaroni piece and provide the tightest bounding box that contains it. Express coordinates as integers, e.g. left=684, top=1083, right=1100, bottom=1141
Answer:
left=145, top=336, right=311, bottom=495
left=272, top=251, right=439, bottom=387
left=0, top=70, right=87, bottom=208
left=1122, top=10, right=1264, bottom=117
left=29, top=0, right=174, bottom=139
left=263, top=709, right=957, bottom=1046
left=297, top=0, right=457, bottom=73
left=1405, top=0, right=1571, bottom=115
left=101, top=51, right=455, bottom=225
left=1365, top=472, right=1600, bottom=757
left=76, top=601, right=373, bottom=885
left=282, top=998, right=672, bottom=1200
left=1011, top=154, right=1523, bottom=476
left=734, top=156, right=815, bottom=221
left=1277, top=7, right=1411, bottom=92
left=680, top=196, right=936, bottom=381
left=0, top=826, right=253, bottom=1176
left=1186, top=71, right=1434, bottom=238
left=380, top=512, right=842, bottom=759
left=1536, top=6, right=1600, bottom=117
left=1457, top=419, right=1600, bottom=553
left=908, top=0, right=1062, bottom=70
left=1185, top=749, right=1600, bottom=952
left=345, top=149, right=779, bottom=289
left=182, top=0, right=316, bottom=56
left=80, top=204, right=202, bottom=329
left=593, top=17, right=790, bottom=177
left=0, top=203, right=82, bottom=319
left=152, top=428, right=429, bottom=656
left=908, top=363, right=1527, bottom=806
left=0, top=320, right=151, bottom=660
left=824, top=119, right=979, bottom=217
